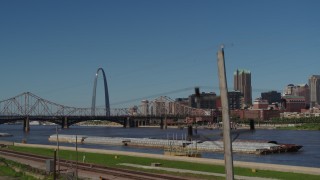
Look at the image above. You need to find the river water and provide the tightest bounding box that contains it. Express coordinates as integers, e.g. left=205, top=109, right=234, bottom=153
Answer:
left=0, top=125, right=319, bottom=168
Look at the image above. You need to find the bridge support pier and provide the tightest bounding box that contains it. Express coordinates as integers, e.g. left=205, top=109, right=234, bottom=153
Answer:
left=123, top=117, right=130, bottom=128
left=249, top=119, right=255, bottom=130
left=123, top=118, right=127, bottom=128
left=129, top=119, right=133, bottom=127
left=62, top=117, right=69, bottom=129
left=164, top=117, right=167, bottom=129
left=160, top=117, right=164, bottom=129
left=135, top=120, right=139, bottom=128
left=23, top=117, right=30, bottom=132
left=187, top=125, right=193, bottom=140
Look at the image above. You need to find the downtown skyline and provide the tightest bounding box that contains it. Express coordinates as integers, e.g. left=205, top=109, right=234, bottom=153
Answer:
left=1, top=0, right=319, bottom=108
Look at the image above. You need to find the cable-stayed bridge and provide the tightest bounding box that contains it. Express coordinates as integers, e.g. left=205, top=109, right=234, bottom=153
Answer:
left=0, top=92, right=216, bottom=131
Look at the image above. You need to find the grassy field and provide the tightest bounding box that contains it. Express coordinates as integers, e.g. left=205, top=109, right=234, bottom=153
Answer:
left=0, top=157, right=46, bottom=180
left=276, top=123, right=320, bottom=130
left=6, top=146, right=320, bottom=180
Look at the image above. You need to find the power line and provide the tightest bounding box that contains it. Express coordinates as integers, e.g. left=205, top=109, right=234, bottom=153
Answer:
left=110, top=87, right=195, bottom=106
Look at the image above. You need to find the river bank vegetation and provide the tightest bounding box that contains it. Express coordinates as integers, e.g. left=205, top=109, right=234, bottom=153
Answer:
left=77, top=120, right=121, bottom=126
left=276, top=123, right=320, bottom=130
left=237, top=117, right=320, bottom=130
left=270, top=117, right=320, bottom=124
left=0, top=157, right=48, bottom=180
left=6, top=146, right=320, bottom=180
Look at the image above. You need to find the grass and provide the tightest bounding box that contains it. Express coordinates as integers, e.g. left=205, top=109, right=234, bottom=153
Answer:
left=7, top=146, right=320, bottom=180
left=0, top=157, right=45, bottom=180
left=277, top=123, right=320, bottom=130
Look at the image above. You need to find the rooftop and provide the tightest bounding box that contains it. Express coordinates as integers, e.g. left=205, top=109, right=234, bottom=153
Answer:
left=234, top=69, right=251, bottom=75
left=310, top=75, right=320, bottom=79
left=282, top=95, right=305, bottom=99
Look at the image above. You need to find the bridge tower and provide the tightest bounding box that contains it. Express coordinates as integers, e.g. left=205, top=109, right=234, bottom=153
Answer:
left=91, top=68, right=110, bottom=116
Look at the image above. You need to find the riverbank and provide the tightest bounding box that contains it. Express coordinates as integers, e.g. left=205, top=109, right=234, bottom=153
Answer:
left=9, top=143, right=320, bottom=179
left=276, top=123, right=320, bottom=130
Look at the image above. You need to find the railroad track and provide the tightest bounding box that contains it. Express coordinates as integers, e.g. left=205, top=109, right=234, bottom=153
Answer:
left=0, top=149, right=189, bottom=180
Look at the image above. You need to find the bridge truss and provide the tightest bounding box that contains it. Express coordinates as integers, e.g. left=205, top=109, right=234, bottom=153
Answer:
left=0, top=92, right=215, bottom=127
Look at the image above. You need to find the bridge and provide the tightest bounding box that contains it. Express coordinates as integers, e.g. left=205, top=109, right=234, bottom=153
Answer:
left=0, top=68, right=217, bottom=131
left=0, top=92, right=217, bottom=131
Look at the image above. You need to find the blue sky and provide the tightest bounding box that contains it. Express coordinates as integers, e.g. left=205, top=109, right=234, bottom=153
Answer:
left=1, top=0, right=319, bottom=108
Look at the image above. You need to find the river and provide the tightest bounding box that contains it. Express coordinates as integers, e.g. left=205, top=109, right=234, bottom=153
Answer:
left=0, top=124, right=319, bottom=168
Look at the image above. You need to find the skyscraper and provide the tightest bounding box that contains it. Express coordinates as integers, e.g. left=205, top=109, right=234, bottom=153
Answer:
left=309, top=75, right=320, bottom=108
left=234, top=69, right=252, bottom=106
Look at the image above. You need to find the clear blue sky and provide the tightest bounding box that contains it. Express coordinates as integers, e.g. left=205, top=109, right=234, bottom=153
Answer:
left=1, top=0, right=319, bottom=108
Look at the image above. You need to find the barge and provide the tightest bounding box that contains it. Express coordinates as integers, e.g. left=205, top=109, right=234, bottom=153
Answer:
left=0, top=133, right=13, bottom=137
left=49, top=134, right=303, bottom=155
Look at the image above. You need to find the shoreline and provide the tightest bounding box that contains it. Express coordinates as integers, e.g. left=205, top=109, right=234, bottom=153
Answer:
left=13, top=142, right=320, bottom=175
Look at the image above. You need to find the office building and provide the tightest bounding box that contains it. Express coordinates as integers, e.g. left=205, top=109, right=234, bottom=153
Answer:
left=234, top=69, right=252, bottom=105
left=216, top=91, right=243, bottom=110
left=189, top=92, right=217, bottom=109
left=309, top=75, right=320, bottom=108
left=228, top=91, right=243, bottom=110
left=253, top=98, right=269, bottom=109
left=141, top=100, right=149, bottom=116
left=283, top=84, right=310, bottom=106
left=294, top=84, right=310, bottom=106
left=261, top=91, right=281, bottom=104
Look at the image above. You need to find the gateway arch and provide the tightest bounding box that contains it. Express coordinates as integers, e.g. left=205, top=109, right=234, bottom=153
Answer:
left=91, top=68, right=110, bottom=116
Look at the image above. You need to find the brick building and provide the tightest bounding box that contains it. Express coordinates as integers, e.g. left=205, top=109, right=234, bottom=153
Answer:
left=281, top=95, right=306, bottom=112
left=231, top=109, right=280, bottom=121
left=253, top=98, right=269, bottom=109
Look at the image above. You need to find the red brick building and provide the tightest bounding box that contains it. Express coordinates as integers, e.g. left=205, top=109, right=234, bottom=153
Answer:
left=231, top=109, right=280, bottom=121
left=282, top=95, right=306, bottom=112
left=253, top=98, right=269, bottom=109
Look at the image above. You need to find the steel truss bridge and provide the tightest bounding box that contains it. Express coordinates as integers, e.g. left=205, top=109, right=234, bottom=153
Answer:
left=0, top=92, right=217, bottom=131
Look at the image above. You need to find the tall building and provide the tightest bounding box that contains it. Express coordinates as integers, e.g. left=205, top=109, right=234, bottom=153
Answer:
left=216, top=91, right=243, bottom=110
left=294, top=84, right=310, bottom=106
left=234, top=69, right=252, bottom=105
left=141, top=100, right=149, bottom=116
left=283, top=84, right=295, bottom=95
left=188, top=92, right=217, bottom=109
left=309, top=75, right=320, bottom=108
left=283, top=84, right=310, bottom=105
left=228, top=91, right=243, bottom=110
left=261, top=91, right=281, bottom=104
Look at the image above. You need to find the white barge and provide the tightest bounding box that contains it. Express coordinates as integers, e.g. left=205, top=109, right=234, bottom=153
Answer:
left=0, top=133, right=13, bottom=137
left=49, top=134, right=302, bottom=155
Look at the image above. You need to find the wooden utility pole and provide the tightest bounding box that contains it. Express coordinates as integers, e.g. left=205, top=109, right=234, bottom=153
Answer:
left=76, top=135, right=78, bottom=179
left=53, top=149, right=56, bottom=180
left=217, top=46, right=234, bottom=180
left=56, top=126, right=60, bottom=175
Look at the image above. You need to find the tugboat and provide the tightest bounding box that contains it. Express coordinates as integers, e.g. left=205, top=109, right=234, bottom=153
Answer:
left=255, top=141, right=303, bottom=155
left=279, top=144, right=303, bottom=153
